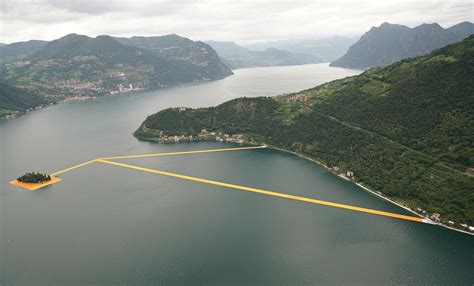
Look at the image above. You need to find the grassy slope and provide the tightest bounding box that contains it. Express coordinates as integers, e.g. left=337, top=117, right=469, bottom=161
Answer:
left=135, top=36, right=474, bottom=227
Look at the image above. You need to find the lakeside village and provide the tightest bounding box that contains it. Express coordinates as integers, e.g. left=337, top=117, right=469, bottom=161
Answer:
left=1, top=83, right=144, bottom=120
left=328, top=166, right=474, bottom=233
left=63, top=83, right=144, bottom=100
left=65, top=83, right=145, bottom=100
left=155, top=128, right=247, bottom=144
left=109, top=83, right=145, bottom=95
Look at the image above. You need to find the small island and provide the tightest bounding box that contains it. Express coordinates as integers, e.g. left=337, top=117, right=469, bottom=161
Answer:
left=11, top=172, right=62, bottom=190
left=17, top=172, right=52, bottom=183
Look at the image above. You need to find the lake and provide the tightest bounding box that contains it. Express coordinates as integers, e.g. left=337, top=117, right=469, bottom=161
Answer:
left=1, top=64, right=472, bottom=285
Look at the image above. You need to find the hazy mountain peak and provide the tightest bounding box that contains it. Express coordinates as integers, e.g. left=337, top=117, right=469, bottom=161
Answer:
left=59, top=33, right=91, bottom=41
left=379, top=22, right=395, bottom=27
left=0, top=40, right=48, bottom=63
left=376, top=22, right=408, bottom=30
left=414, top=22, right=444, bottom=31
left=205, top=40, right=249, bottom=57
left=448, top=21, right=474, bottom=39
left=330, top=21, right=467, bottom=69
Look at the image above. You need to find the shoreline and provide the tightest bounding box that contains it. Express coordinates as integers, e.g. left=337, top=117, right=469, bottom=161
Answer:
left=132, top=136, right=474, bottom=236
left=0, top=102, right=57, bottom=121
left=264, top=143, right=474, bottom=236
left=1, top=75, right=232, bottom=121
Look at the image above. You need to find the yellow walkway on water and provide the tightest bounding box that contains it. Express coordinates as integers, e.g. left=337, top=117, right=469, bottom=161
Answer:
left=96, top=158, right=425, bottom=223
left=99, top=145, right=266, bottom=160
left=9, top=145, right=427, bottom=224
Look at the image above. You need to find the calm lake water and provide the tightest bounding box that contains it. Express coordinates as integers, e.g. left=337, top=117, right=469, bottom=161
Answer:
left=1, top=64, right=472, bottom=285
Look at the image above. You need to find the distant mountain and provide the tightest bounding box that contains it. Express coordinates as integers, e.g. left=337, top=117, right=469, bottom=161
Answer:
left=245, top=36, right=356, bottom=62
left=0, top=40, right=48, bottom=63
left=205, top=41, right=249, bottom=58
left=0, top=82, right=48, bottom=118
left=115, top=35, right=232, bottom=80
left=330, top=21, right=471, bottom=69
left=244, top=38, right=305, bottom=51
left=0, top=33, right=232, bottom=98
left=224, top=48, right=323, bottom=69
left=136, top=36, right=474, bottom=231
left=206, top=41, right=322, bottom=69
left=447, top=21, right=474, bottom=39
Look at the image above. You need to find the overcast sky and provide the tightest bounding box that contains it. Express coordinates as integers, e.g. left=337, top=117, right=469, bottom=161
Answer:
left=1, top=0, right=472, bottom=44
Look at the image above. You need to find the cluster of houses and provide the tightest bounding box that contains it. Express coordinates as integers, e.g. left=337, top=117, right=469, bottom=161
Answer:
left=110, top=83, right=144, bottom=94
left=331, top=166, right=357, bottom=182
left=285, top=93, right=310, bottom=103
left=218, top=134, right=245, bottom=143
left=158, top=134, right=195, bottom=143
left=155, top=129, right=246, bottom=144
left=429, top=212, right=474, bottom=232
left=328, top=165, right=474, bottom=233
left=1, top=110, right=22, bottom=120
left=199, top=129, right=245, bottom=144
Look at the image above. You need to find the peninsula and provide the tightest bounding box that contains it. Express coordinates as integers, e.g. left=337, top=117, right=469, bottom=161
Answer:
left=135, top=36, right=474, bottom=234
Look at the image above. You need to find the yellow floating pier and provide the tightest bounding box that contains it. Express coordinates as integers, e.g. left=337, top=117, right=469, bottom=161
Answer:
left=51, top=159, right=97, bottom=176
left=96, top=158, right=425, bottom=223
left=99, top=145, right=266, bottom=160
left=9, top=177, right=62, bottom=191
left=8, top=145, right=427, bottom=224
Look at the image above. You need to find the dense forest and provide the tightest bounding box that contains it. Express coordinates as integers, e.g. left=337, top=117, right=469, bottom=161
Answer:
left=0, top=82, right=48, bottom=118
left=136, top=36, right=474, bottom=230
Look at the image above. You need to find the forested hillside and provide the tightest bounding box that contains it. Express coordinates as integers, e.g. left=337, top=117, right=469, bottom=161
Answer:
left=0, top=40, right=47, bottom=63
left=115, top=35, right=232, bottom=80
left=0, top=82, right=48, bottom=118
left=0, top=34, right=232, bottom=99
left=136, top=36, right=474, bottom=230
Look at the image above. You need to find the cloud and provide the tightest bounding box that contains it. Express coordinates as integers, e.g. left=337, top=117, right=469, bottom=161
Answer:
left=0, top=0, right=472, bottom=43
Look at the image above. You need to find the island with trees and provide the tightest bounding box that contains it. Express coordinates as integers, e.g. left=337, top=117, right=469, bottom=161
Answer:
left=17, top=172, right=52, bottom=183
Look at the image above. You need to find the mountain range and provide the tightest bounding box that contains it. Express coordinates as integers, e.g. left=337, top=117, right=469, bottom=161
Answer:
left=244, top=36, right=356, bottom=62
left=0, top=40, right=48, bottom=64
left=0, top=33, right=232, bottom=104
left=135, top=36, right=474, bottom=232
left=206, top=41, right=323, bottom=69
left=1, top=21, right=472, bottom=119
left=331, top=21, right=473, bottom=69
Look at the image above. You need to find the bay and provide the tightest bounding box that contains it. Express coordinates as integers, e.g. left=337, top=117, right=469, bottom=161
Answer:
left=1, top=64, right=472, bottom=285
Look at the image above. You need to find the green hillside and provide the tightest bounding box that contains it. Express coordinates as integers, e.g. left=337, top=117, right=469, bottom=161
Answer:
left=0, top=40, right=47, bottom=63
left=0, top=82, right=48, bottom=118
left=116, top=35, right=232, bottom=79
left=136, top=36, right=474, bottom=230
left=0, top=34, right=232, bottom=98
